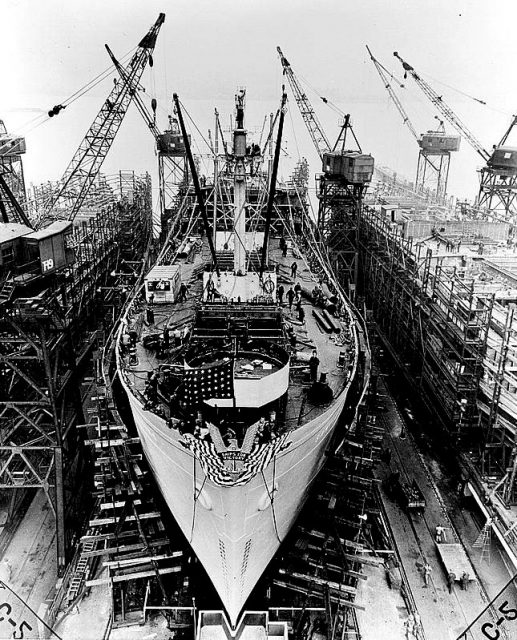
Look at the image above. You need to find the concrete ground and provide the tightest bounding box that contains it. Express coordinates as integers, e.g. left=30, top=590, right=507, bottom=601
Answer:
left=0, top=491, right=57, bottom=638
left=53, top=572, right=111, bottom=640
left=356, top=562, right=410, bottom=640
left=374, top=376, right=516, bottom=640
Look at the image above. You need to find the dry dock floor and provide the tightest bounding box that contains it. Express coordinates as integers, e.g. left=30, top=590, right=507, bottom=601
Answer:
left=0, top=489, right=57, bottom=636
left=375, top=376, right=517, bottom=640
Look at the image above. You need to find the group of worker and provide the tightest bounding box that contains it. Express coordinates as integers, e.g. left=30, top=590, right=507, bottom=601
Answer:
left=277, top=281, right=305, bottom=322
left=419, top=525, right=472, bottom=593
left=445, top=569, right=470, bottom=593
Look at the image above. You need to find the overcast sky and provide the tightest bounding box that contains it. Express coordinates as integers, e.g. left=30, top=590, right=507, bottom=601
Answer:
left=2, top=0, right=517, bottom=204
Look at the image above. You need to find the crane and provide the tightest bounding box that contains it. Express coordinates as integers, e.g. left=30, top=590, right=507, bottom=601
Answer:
left=367, top=47, right=459, bottom=202
left=276, top=46, right=374, bottom=296
left=393, top=51, right=490, bottom=163
left=277, top=46, right=330, bottom=158
left=42, top=13, right=165, bottom=227
left=394, top=51, right=517, bottom=216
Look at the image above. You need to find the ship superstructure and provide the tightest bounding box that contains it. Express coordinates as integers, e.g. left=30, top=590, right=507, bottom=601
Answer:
left=117, top=89, right=365, bottom=624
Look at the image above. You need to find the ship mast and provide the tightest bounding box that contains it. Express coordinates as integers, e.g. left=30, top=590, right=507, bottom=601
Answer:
left=233, top=89, right=247, bottom=275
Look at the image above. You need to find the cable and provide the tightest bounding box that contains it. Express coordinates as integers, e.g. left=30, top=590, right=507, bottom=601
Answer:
left=15, top=48, right=137, bottom=136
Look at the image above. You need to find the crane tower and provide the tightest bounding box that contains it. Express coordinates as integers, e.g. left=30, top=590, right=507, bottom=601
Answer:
left=277, top=47, right=374, bottom=296
left=416, top=124, right=460, bottom=201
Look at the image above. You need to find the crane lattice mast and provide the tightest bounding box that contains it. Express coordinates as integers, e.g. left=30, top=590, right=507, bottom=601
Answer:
left=42, top=13, right=165, bottom=226
left=277, top=46, right=330, bottom=158
left=393, top=51, right=490, bottom=163
left=367, top=46, right=419, bottom=141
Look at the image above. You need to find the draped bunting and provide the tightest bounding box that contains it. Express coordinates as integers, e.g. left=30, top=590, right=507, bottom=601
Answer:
left=180, top=433, right=291, bottom=486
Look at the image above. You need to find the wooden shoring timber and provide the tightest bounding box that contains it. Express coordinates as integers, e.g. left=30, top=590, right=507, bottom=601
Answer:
left=302, top=541, right=381, bottom=567
left=81, top=538, right=170, bottom=558
left=81, top=529, right=143, bottom=542
left=279, top=569, right=357, bottom=596
left=86, top=565, right=181, bottom=587
left=298, top=527, right=364, bottom=551
left=88, top=511, right=163, bottom=528
left=95, top=454, right=142, bottom=465
left=273, top=580, right=365, bottom=612
left=333, top=515, right=362, bottom=530
left=100, top=499, right=142, bottom=511
left=104, top=552, right=182, bottom=568
left=85, top=437, right=135, bottom=447
left=344, top=484, right=373, bottom=497
left=336, top=453, right=374, bottom=466
left=346, top=474, right=376, bottom=487
left=288, top=550, right=367, bottom=582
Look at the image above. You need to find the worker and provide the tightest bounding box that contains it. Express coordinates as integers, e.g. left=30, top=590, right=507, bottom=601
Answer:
left=277, top=284, right=284, bottom=304
left=422, top=561, right=432, bottom=587
left=291, top=261, right=298, bottom=278
left=146, top=306, right=155, bottom=325
left=309, top=350, right=320, bottom=382
left=120, top=331, right=130, bottom=356
left=298, top=305, right=305, bottom=324
left=178, top=282, right=188, bottom=303
left=286, top=287, right=295, bottom=310
left=460, top=571, right=469, bottom=591
left=435, top=525, right=446, bottom=543
left=447, top=571, right=456, bottom=594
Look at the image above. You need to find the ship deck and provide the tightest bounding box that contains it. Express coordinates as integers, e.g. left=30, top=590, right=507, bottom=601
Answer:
left=120, top=235, right=356, bottom=433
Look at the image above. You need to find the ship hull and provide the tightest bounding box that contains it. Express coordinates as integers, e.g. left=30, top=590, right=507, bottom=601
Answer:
left=120, top=376, right=350, bottom=624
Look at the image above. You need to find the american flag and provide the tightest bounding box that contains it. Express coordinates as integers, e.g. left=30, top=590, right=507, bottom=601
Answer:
left=181, top=358, right=234, bottom=405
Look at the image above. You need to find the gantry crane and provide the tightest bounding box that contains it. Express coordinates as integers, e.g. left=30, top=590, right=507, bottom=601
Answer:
left=42, top=13, right=165, bottom=226
left=277, top=46, right=374, bottom=295
left=394, top=51, right=517, bottom=217
left=0, top=15, right=164, bottom=576
left=367, top=46, right=460, bottom=202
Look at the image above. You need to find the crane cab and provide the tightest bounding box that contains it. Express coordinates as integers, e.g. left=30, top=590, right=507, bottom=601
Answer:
left=22, top=221, right=75, bottom=275
left=418, top=132, right=460, bottom=154
left=322, top=151, right=374, bottom=184
left=0, top=223, right=32, bottom=278
left=157, top=132, right=189, bottom=155
left=0, top=121, right=26, bottom=158
left=488, top=146, right=517, bottom=175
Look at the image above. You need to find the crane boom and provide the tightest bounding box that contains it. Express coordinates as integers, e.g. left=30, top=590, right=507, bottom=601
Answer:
left=43, top=13, right=165, bottom=225
left=393, top=51, right=490, bottom=163
left=105, top=45, right=162, bottom=141
left=277, top=46, right=330, bottom=158
left=366, top=46, right=418, bottom=141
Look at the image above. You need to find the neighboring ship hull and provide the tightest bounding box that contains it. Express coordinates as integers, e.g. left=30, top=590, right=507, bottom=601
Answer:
left=120, top=373, right=351, bottom=623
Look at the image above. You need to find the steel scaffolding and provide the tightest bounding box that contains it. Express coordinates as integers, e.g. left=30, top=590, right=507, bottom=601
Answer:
left=359, top=204, right=517, bottom=502
left=0, top=172, right=153, bottom=572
